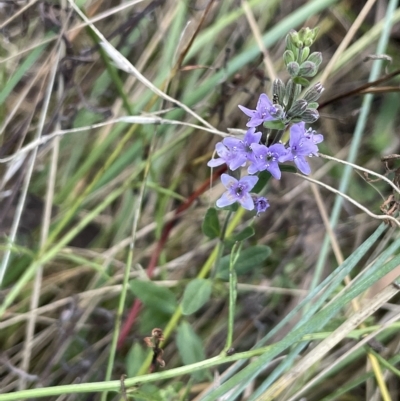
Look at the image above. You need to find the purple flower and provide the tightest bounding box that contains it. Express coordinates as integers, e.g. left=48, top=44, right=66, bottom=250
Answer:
left=253, top=196, right=270, bottom=215
left=279, top=122, right=320, bottom=175
left=207, top=142, right=246, bottom=171
left=239, top=94, right=279, bottom=127
left=248, top=143, right=287, bottom=179
left=303, top=126, right=324, bottom=144
left=216, top=174, right=258, bottom=210
left=208, top=129, right=262, bottom=171
left=222, top=128, right=261, bottom=169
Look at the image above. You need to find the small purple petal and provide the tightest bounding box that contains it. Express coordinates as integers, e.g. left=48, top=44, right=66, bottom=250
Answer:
left=253, top=196, right=270, bottom=215
left=238, top=105, right=255, bottom=118
left=217, top=174, right=258, bottom=210
left=239, top=93, right=279, bottom=128
left=243, top=128, right=262, bottom=145
left=240, top=194, right=255, bottom=210
left=229, top=154, right=247, bottom=171
left=246, top=117, right=264, bottom=128
left=290, top=122, right=306, bottom=138
left=239, top=175, right=259, bottom=189
left=312, top=133, right=324, bottom=144
left=257, top=93, right=273, bottom=109
left=294, top=156, right=311, bottom=175
left=220, top=173, right=237, bottom=188
left=217, top=192, right=236, bottom=208
left=223, top=137, right=241, bottom=148
left=207, top=158, right=225, bottom=167
left=267, top=163, right=281, bottom=180
left=278, top=148, right=293, bottom=163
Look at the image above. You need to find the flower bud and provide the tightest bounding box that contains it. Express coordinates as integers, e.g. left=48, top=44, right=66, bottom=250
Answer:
left=298, top=27, right=311, bottom=41
left=272, top=78, right=285, bottom=105
left=300, top=46, right=310, bottom=63
left=287, top=99, right=308, bottom=118
left=289, top=30, right=301, bottom=47
left=303, top=82, right=324, bottom=102
left=287, top=61, right=300, bottom=77
left=285, top=32, right=299, bottom=56
left=299, top=61, right=318, bottom=77
left=284, top=79, right=302, bottom=106
left=307, top=52, right=323, bottom=68
left=299, top=27, right=318, bottom=47
left=311, top=27, right=320, bottom=42
left=301, top=109, right=319, bottom=123
left=269, top=104, right=285, bottom=119
left=283, top=50, right=295, bottom=66
left=307, top=102, right=319, bottom=110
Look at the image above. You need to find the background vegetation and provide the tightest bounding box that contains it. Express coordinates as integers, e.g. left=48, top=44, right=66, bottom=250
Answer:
left=1, top=0, right=400, bottom=400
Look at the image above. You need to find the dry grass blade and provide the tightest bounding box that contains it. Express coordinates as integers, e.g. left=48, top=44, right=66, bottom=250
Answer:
left=256, top=283, right=400, bottom=401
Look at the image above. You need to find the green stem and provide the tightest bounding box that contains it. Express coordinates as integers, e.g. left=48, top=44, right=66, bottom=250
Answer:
left=224, top=242, right=241, bottom=353
left=2, top=325, right=400, bottom=401
left=368, top=348, right=400, bottom=377
left=100, top=248, right=133, bottom=401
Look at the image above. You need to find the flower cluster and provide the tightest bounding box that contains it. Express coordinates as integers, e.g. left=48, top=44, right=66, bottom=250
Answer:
left=208, top=28, right=325, bottom=215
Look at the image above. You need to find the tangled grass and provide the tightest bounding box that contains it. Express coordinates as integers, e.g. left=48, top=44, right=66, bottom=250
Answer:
left=1, top=0, right=400, bottom=400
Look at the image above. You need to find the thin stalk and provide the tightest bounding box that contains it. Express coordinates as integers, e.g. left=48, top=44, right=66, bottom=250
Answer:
left=100, top=248, right=133, bottom=401
left=2, top=326, right=400, bottom=401
left=223, top=242, right=241, bottom=353
left=368, top=348, right=400, bottom=377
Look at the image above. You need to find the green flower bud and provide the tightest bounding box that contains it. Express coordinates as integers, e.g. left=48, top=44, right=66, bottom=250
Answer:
left=303, top=82, right=324, bottom=102
left=300, top=46, right=310, bottom=63
left=287, top=61, right=300, bottom=77
left=311, top=27, right=320, bottom=42
left=287, top=99, right=308, bottom=118
left=285, top=32, right=299, bottom=59
left=307, top=52, right=323, bottom=69
left=301, top=109, right=319, bottom=123
left=272, top=78, right=285, bottom=105
left=283, top=50, right=295, bottom=66
left=299, top=61, right=318, bottom=77
left=284, top=79, right=302, bottom=106
left=299, top=27, right=319, bottom=47
left=298, top=27, right=311, bottom=41
left=307, top=102, right=319, bottom=109
left=289, top=30, right=301, bottom=47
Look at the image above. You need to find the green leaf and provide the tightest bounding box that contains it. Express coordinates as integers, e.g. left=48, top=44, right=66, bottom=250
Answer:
left=130, top=280, right=177, bottom=315
left=263, top=120, right=286, bottom=130
left=130, top=384, right=163, bottom=401
left=126, top=343, right=146, bottom=377
left=217, top=202, right=239, bottom=212
left=253, top=170, right=272, bottom=193
left=217, top=245, right=271, bottom=280
left=176, top=321, right=208, bottom=381
left=279, top=164, right=298, bottom=173
left=292, top=76, right=310, bottom=87
left=138, top=308, right=171, bottom=336
left=231, top=226, right=255, bottom=242
left=202, top=207, right=221, bottom=239
left=307, top=101, right=319, bottom=109
left=182, top=279, right=212, bottom=315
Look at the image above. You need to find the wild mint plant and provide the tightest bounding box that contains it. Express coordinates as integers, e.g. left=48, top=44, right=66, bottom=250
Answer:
left=208, top=27, right=324, bottom=212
